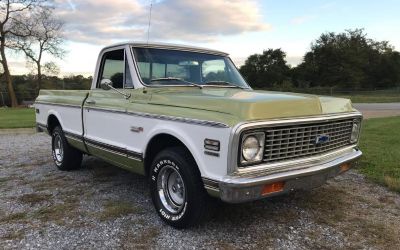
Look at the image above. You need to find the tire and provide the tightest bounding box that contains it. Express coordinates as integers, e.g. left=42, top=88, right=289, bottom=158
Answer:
left=149, top=147, right=211, bottom=228
left=51, top=126, right=82, bottom=171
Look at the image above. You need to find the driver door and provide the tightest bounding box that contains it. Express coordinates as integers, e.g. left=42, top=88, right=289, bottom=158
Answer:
left=83, top=48, right=139, bottom=170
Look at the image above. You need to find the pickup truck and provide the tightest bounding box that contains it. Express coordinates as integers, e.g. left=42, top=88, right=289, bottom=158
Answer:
left=35, top=42, right=362, bottom=228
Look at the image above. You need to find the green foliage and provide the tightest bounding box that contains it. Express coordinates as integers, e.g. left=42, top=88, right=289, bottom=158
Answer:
left=241, top=29, right=400, bottom=91
left=239, top=48, right=291, bottom=88
left=292, top=29, right=400, bottom=90
left=0, top=74, right=92, bottom=106
left=358, top=116, right=400, bottom=192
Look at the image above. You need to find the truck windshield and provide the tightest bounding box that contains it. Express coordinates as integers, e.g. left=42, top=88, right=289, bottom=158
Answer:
left=132, top=47, right=250, bottom=89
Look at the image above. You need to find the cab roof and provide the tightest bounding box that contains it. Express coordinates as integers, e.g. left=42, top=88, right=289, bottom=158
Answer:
left=102, top=41, right=229, bottom=56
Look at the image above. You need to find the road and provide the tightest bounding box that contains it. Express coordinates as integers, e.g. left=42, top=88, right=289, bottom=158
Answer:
left=353, top=103, right=400, bottom=119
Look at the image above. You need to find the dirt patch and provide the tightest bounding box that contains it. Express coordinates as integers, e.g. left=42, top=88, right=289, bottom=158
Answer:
left=97, top=200, right=143, bottom=221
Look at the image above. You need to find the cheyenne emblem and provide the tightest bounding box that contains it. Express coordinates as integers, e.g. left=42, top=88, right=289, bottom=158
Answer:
left=315, top=134, right=330, bottom=145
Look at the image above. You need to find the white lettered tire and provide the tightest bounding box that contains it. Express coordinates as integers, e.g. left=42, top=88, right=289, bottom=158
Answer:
left=149, top=147, right=211, bottom=228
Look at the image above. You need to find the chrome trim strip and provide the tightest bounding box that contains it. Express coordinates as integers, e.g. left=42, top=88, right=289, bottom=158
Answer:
left=227, top=112, right=363, bottom=174
left=204, top=151, right=220, bottom=157
left=132, top=44, right=228, bottom=56
left=64, top=131, right=83, bottom=141
left=85, top=106, right=229, bottom=128
left=65, top=135, right=83, bottom=143
left=34, top=101, right=81, bottom=109
left=86, top=141, right=127, bottom=158
left=127, top=110, right=229, bottom=128
left=36, top=122, right=47, bottom=128
left=84, top=137, right=143, bottom=161
left=202, top=177, right=220, bottom=190
left=62, top=130, right=143, bottom=161
left=36, top=123, right=47, bottom=133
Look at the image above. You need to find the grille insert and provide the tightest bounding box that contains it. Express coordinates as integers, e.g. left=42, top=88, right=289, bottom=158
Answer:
left=263, top=119, right=355, bottom=163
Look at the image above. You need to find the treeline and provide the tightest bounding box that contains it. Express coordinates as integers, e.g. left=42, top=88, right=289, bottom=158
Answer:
left=239, top=29, right=400, bottom=91
left=0, top=75, right=92, bottom=105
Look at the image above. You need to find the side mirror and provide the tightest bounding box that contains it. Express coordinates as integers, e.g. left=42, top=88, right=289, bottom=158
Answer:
left=99, top=78, right=131, bottom=99
left=100, top=79, right=112, bottom=90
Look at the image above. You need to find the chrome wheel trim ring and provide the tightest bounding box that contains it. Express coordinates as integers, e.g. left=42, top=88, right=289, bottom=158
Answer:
left=157, top=165, right=186, bottom=214
left=53, top=134, right=64, bottom=163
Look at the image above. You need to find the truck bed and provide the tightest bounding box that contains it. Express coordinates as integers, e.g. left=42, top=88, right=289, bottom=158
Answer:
left=35, top=90, right=89, bottom=145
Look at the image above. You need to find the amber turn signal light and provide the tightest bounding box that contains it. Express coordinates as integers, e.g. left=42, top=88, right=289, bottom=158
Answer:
left=261, top=181, right=285, bottom=196
left=340, top=163, right=351, bottom=173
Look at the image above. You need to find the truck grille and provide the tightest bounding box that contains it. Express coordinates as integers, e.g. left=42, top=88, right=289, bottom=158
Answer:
left=263, top=118, right=356, bottom=163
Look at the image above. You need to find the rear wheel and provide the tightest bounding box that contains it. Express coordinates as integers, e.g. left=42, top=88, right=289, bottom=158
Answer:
left=51, top=126, right=82, bottom=170
left=149, top=147, right=211, bottom=228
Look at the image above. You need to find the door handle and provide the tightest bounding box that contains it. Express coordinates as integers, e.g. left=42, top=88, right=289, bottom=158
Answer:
left=86, top=100, right=96, bottom=105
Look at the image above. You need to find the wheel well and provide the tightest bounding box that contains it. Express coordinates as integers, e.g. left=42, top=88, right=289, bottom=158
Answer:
left=144, top=134, right=193, bottom=176
left=47, top=115, right=61, bottom=134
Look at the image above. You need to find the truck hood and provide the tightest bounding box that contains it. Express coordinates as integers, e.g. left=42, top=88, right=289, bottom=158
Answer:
left=146, top=87, right=354, bottom=124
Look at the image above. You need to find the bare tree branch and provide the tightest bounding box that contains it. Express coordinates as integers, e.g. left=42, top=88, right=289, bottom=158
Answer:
left=9, top=5, right=66, bottom=89
left=0, top=0, right=45, bottom=106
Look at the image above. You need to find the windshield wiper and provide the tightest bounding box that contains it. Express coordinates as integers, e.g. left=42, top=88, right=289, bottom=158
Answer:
left=150, top=77, right=203, bottom=89
left=203, top=81, right=246, bottom=89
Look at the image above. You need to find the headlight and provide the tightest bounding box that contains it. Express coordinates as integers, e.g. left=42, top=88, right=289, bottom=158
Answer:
left=241, top=132, right=265, bottom=165
left=350, top=120, right=361, bottom=143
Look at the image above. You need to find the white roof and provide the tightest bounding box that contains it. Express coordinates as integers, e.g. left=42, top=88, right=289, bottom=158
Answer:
left=103, top=41, right=229, bottom=56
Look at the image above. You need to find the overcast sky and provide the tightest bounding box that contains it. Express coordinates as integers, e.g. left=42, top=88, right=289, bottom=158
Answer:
left=8, top=0, right=400, bottom=76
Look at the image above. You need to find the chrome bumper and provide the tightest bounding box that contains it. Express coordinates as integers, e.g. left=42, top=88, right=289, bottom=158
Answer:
left=217, top=148, right=362, bottom=203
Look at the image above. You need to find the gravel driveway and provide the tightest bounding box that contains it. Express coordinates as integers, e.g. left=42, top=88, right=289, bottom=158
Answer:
left=1, top=132, right=399, bottom=249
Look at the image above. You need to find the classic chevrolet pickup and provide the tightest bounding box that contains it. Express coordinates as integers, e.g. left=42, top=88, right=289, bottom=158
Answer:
left=35, top=42, right=362, bottom=228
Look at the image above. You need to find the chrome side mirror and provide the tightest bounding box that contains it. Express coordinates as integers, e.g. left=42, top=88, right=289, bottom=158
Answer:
left=99, top=78, right=131, bottom=99
left=100, top=79, right=112, bottom=90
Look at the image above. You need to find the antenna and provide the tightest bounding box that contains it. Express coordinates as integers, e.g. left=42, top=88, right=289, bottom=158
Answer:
left=146, top=0, right=153, bottom=44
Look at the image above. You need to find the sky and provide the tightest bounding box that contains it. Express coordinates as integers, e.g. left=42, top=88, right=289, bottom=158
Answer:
left=7, top=0, right=400, bottom=77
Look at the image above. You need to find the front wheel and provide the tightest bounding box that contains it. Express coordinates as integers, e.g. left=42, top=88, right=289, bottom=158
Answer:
left=51, top=126, right=82, bottom=171
left=149, top=147, right=211, bottom=228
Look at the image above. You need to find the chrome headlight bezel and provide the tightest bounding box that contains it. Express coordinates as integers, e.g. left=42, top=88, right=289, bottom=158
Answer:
left=239, top=132, right=265, bottom=166
left=350, top=119, right=362, bottom=143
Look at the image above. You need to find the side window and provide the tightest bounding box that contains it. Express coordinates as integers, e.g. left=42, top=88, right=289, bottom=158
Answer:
left=99, top=49, right=124, bottom=89
left=125, top=56, right=133, bottom=88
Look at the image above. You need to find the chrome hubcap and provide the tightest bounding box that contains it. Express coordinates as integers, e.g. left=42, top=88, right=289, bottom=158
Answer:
left=157, top=165, right=185, bottom=214
left=54, top=134, right=63, bottom=162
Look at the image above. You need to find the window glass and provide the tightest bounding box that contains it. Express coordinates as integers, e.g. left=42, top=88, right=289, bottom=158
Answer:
left=153, top=63, right=166, bottom=78
left=100, top=49, right=124, bottom=88
left=132, top=47, right=249, bottom=88
left=202, top=59, right=229, bottom=82
left=166, top=64, right=189, bottom=79
left=125, top=57, right=133, bottom=88
left=138, top=62, right=150, bottom=82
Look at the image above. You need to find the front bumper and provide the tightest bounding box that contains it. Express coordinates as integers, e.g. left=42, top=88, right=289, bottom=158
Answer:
left=218, top=148, right=362, bottom=203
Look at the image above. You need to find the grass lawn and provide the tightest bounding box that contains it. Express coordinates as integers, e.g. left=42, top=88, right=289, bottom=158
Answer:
left=358, top=116, right=400, bottom=192
left=0, top=108, right=36, bottom=129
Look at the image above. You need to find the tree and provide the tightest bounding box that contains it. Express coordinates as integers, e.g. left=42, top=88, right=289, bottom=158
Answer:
left=293, top=29, right=400, bottom=90
left=10, top=6, right=65, bottom=92
left=0, top=0, right=43, bottom=107
left=239, top=49, right=291, bottom=89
